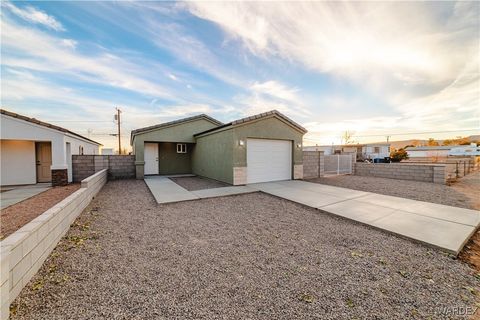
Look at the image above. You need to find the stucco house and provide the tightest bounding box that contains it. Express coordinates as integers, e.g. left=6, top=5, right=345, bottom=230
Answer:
left=1, top=109, right=101, bottom=186
left=304, top=143, right=390, bottom=161
left=131, top=110, right=306, bottom=185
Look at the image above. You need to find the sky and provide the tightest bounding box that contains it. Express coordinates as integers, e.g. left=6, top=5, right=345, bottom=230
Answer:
left=1, top=1, right=479, bottom=150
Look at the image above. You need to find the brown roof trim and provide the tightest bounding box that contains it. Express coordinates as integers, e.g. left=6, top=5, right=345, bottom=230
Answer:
left=130, top=114, right=223, bottom=143
left=194, top=110, right=307, bottom=137
left=1, top=108, right=102, bottom=145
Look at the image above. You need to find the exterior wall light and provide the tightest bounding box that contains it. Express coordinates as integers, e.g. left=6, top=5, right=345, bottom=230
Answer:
left=297, top=143, right=302, bottom=148
left=239, top=140, right=245, bottom=146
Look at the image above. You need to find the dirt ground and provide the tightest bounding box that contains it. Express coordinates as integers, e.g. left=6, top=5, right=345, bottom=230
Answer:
left=170, top=176, right=230, bottom=191
left=307, top=175, right=477, bottom=209
left=309, top=172, right=480, bottom=271
left=10, top=180, right=480, bottom=320
left=453, top=172, right=480, bottom=271
left=0, top=184, right=80, bottom=239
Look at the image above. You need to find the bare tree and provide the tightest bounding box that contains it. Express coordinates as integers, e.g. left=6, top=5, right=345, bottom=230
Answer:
left=341, top=130, right=356, bottom=145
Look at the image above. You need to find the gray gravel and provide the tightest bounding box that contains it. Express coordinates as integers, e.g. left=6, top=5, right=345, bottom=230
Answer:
left=308, top=175, right=477, bottom=209
left=170, top=176, right=230, bottom=191
left=11, top=180, right=479, bottom=320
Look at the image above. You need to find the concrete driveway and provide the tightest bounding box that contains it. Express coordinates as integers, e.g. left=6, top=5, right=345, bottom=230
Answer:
left=250, top=180, right=480, bottom=254
left=144, top=177, right=480, bottom=254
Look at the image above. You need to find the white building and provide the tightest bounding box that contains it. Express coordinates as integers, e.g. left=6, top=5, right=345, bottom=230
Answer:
left=405, top=146, right=453, bottom=159
left=101, top=148, right=114, bottom=155
left=304, top=143, right=390, bottom=160
left=1, top=109, right=101, bottom=186
left=405, top=144, right=480, bottom=158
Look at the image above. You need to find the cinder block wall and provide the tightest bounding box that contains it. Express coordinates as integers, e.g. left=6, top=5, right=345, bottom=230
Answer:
left=0, top=170, right=108, bottom=320
left=72, top=155, right=135, bottom=182
left=303, top=151, right=324, bottom=179
left=354, top=163, right=447, bottom=184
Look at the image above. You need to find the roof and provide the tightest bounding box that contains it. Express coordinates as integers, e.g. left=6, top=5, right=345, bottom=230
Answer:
left=1, top=109, right=102, bottom=145
left=130, top=114, right=223, bottom=143
left=405, top=146, right=459, bottom=151
left=194, top=110, right=307, bottom=137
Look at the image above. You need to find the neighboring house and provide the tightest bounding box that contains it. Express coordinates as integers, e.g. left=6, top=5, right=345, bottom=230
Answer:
left=449, top=144, right=480, bottom=156
left=1, top=109, right=101, bottom=186
left=131, top=110, right=306, bottom=185
left=406, top=144, right=480, bottom=158
left=101, top=148, right=114, bottom=155
left=405, top=146, right=454, bottom=159
left=304, top=143, right=390, bottom=161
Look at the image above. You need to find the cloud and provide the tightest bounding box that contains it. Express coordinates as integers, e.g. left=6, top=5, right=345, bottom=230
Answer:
left=233, top=80, right=310, bottom=118
left=187, top=1, right=479, bottom=142
left=3, top=1, right=65, bottom=31
left=1, top=16, right=178, bottom=101
left=61, top=39, right=77, bottom=49
left=186, top=2, right=476, bottom=83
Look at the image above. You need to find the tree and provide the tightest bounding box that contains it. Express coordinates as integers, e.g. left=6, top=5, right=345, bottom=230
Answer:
left=427, top=138, right=439, bottom=146
left=341, top=130, right=355, bottom=145
left=390, top=148, right=409, bottom=162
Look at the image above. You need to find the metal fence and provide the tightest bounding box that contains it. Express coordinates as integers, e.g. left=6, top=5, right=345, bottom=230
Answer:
left=324, top=154, right=353, bottom=175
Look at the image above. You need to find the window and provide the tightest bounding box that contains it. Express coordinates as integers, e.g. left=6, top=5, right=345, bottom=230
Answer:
left=176, top=143, right=187, bottom=153
left=374, top=147, right=380, bottom=153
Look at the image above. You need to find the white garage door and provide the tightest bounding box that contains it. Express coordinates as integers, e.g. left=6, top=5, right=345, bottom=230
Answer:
left=246, top=139, right=292, bottom=184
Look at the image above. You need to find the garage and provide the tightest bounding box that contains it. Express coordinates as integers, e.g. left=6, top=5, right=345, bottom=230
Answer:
left=246, top=138, right=292, bottom=184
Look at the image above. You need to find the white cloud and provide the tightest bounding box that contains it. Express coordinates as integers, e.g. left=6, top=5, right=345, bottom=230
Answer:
left=3, top=1, right=65, bottom=31
left=1, top=16, right=177, bottom=100
left=187, top=1, right=480, bottom=141
left=61, top=39, right=77, bottom=49
left=186, top=2, right=476, bottom=83
left=168, top=73, right=178, bottom=81
left=235, top=80, right=310, bottom=118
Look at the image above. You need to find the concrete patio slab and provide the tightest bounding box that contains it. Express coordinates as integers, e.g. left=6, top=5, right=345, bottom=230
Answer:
left=0, top=184, right=51, bottom=209
left=191, top=186, right=255, bottom=199
left=144, top=176, right=199, bottom=204
left=145, top=176, right=257, bottom=204
left=250, top=180, right=480, bottom=254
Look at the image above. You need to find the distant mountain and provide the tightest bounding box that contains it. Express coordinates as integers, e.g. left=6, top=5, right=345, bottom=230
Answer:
left=383, top=135, right=480, bottom=150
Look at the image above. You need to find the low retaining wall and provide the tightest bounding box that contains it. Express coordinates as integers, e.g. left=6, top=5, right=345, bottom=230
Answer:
left=354, top=163, right=446, bottom=184
left=0, top=169, right=107, bottom=320
left=303, top=151, right=325, bottom=179
left=72, top=155, right=135, bottom=182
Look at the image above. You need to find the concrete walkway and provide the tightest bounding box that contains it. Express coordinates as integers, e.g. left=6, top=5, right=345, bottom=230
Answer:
left=144, top=176, right=254, bottom=204
left=0, top=184, right=51, bottom=209
left=249, top=180, right=480, bottom=254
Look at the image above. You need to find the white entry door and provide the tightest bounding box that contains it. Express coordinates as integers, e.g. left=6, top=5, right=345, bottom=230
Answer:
left=144, top=143, right=159, bottom=175
left=246, top=139, right=292, bottom=184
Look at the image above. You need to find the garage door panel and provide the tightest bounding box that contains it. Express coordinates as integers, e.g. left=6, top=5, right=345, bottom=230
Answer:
left=246, top=139, right=292, bottom=184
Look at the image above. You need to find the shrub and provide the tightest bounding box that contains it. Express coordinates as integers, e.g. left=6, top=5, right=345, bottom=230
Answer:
left=390, top=148, right=409, bottom=162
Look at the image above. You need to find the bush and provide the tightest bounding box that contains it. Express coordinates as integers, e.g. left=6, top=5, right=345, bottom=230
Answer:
left=390, top=148, right=409, bottom=162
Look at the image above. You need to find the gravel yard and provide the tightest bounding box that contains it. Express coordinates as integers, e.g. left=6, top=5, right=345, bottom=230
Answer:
left=170, top=175, right=230, bottom=191
left=307, top=175, right=478, bottom=210
left=10, top=180, right=480, bottom=320
left=1, top=184, right=80, bottom=239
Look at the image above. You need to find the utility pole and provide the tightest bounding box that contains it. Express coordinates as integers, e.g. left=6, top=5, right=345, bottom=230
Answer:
left=115, top=108, right=122, bottom=155
left=386, top=135, right=391, bottom=143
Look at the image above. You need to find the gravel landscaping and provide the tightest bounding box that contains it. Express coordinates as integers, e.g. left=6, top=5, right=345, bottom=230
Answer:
left=307, top=175, right=478, bottom=210
left=9, top=179, right=480, bottom=319
left=0, top=184, right=80, bottom=240
left=170, top=175, right=230, bottom=191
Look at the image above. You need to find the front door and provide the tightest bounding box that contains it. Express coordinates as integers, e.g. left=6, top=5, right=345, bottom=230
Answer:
left=144, top=143, right=159, bottom=175
left=36, top=142, right=52, bottom=182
